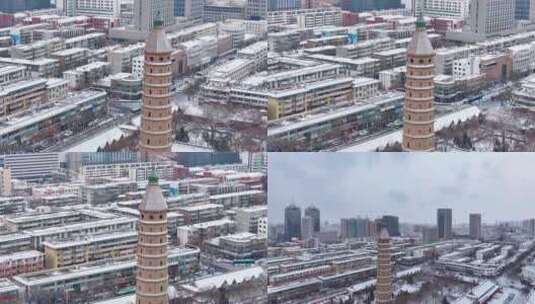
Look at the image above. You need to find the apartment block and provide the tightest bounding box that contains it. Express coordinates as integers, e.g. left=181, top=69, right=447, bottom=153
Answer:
left=43, top=230, right=137, bottom=268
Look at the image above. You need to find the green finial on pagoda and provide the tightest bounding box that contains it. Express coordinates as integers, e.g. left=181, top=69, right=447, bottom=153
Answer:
left=148, top=167, right=159, bottom=184
left=153, top=11, right=164, bottom=28
left=416, top=11, right=426, bottom=29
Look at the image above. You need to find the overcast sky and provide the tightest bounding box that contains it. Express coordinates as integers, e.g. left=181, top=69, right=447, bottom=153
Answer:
left=268, top=153, right=535, bottom=225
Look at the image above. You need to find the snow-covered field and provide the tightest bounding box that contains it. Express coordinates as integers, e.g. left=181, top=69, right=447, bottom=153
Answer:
left=64, top=127, right=126, bottom=152
left=337, top=106, right=481, bottom=152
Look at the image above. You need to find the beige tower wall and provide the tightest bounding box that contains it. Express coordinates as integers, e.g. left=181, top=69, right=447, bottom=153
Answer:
left=376, top=236, right=394, bottom=304
left=403, top=53, right=435, bottom=151
left=136, top=210, right=169, bottom=304
left=139, top=50, right=174, bottom=153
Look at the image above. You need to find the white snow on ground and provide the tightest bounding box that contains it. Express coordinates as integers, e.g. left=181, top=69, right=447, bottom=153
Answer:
left=172, top=143, right=213, bottom=152
left=65, top=127, right=126, bottom=152
left=131, top=115, right=140, bottom=127
left=398, top=283, right=421, bottom=294
left=337, top=106, right=481, bottom=152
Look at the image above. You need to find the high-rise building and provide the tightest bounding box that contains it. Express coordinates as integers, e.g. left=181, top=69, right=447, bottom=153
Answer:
left=437, top=208, right=453, bottom=240
left=341, top=0, right=403, bottom=13
left=304, top=206, right=320, bottom=233
left=247, top=0, right=267, bottom=19
left=469, top=213, right=482, bottom=240
left=134, top=0, right=175, bottom=32
left=284, top=204, right=301, bottom=240
left=301, top=216, right=314, bottom=240
left=515, top=0, right=535, bottom=21
left=376, top=228, right=394, bottom=304
left=0, top=0, right=51, bottom=13
left=402, top=13, right=435, bottom=151
left=268, top=0, right=300, bottom=11
left=136, top=175, right=169, bottom=304
left=340, top=217, right=370, bottom=239
left=422, top=226, right=438, bottom=243
left=139, top=18, right=174, bottom=153
left=524, top=218, right=535, bottom=236
left=174, top=0, right=203, bottom=19
left=58, top=0, right=121, bottom=17
left=422, top=0, right=470, bottom=19
left=468, top=0, right=515, bottom=37
left=381, top=215, right=400, bottom=237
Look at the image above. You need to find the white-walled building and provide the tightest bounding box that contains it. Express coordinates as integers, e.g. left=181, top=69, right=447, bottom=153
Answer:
left=452, top=56, right=481, bottom=79
left=507, top=42, right=535, bottom=75
left=132, top=55, right=144, bottom=79
left=235, top=206, right=267, bottom=234
left=423, top=0, right=470, bottom=19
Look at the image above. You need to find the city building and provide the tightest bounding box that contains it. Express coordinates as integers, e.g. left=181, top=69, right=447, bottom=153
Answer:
left=0, top=0, right=51, bottom=13
left=236, top=205, right=268, bottom=233
left=381, top=215, right=400, bottom=237
left=470, top=213, right=482, bottom=240
left=284, top=204, right=301, bottom=240
left=50, top=48, right=89, bottom=72
left=27, top=217, right=137, bottom=249
left=3, top=153, right=60, bottom=181
left=42, top=230, right=138, bottom=268
left=238, top=41, right=268, bottom=71
left=81, top=180, right=138, bottom=205
left=515, top=0, right=535, bottom=21
left=177, top=203, right=225, bottom=224
left=63, top=62, right=111, bottom=90
left=507, top=42, right=535, bottom=76
left=437, top=208, right=453, bottom=240
left=12, top=247, right=200, bottom=303
left=58, top=0, right=121, bottom=17
left=134, top=0, right=175, bottom=32
left=402, top=14, right=435, bottom=151
left=0, top=168, right=12, bottom=196
left=0, top=65, right=31, bottom=86
left=452, top=56, right=481, bottom=79
left=0, top=79, right=47, bottom=119
left=108, top=43, right=145, bottom=74
left=3, top=210, right=110, bottom=232
left=341, top=0, right=403, bottom=12
left=376, top=228, right=394, bottom=303
left=139, top=19, right=174, bottom=153
left=468, top=0, right=516, bottom=38
left=0, top=250, right=44, bottom=277
left=267, top=78, right=354, bottom=120
left=304, top=206, right=320, bottom=233
left=423, top=0, right=470, bottom=18
left=136, top=175, right=169, bottom=304
left=78, top=161, right=176, bottom=181
left=248, top=0, right=267, bottom=20
left=174, top=0, right=203, bottom=20
left=205, top=232, right=267, bottom=259
left=0, top=197, right=27, bottom=215
left=177, top=218, right=237, bottom=246
left=203, top=0, right=247, bottom=22
left=268, top=93, right=404, bottom=151
left=268, top=0, right=301, bottom=11
left=301, top=216, right=314, bottom=240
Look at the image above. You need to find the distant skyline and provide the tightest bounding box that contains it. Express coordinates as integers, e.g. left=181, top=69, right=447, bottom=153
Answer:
left=268, top=153, right=535, bottom=225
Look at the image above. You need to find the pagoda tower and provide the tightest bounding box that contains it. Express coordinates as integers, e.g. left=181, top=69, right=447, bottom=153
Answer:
left=139, top=14, right=174, bottom=153
left=402, top=13, right=435, bottom=151
left=376, top=228, right=394, bottom=304
left=136, top=175, right=169, bottom=304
